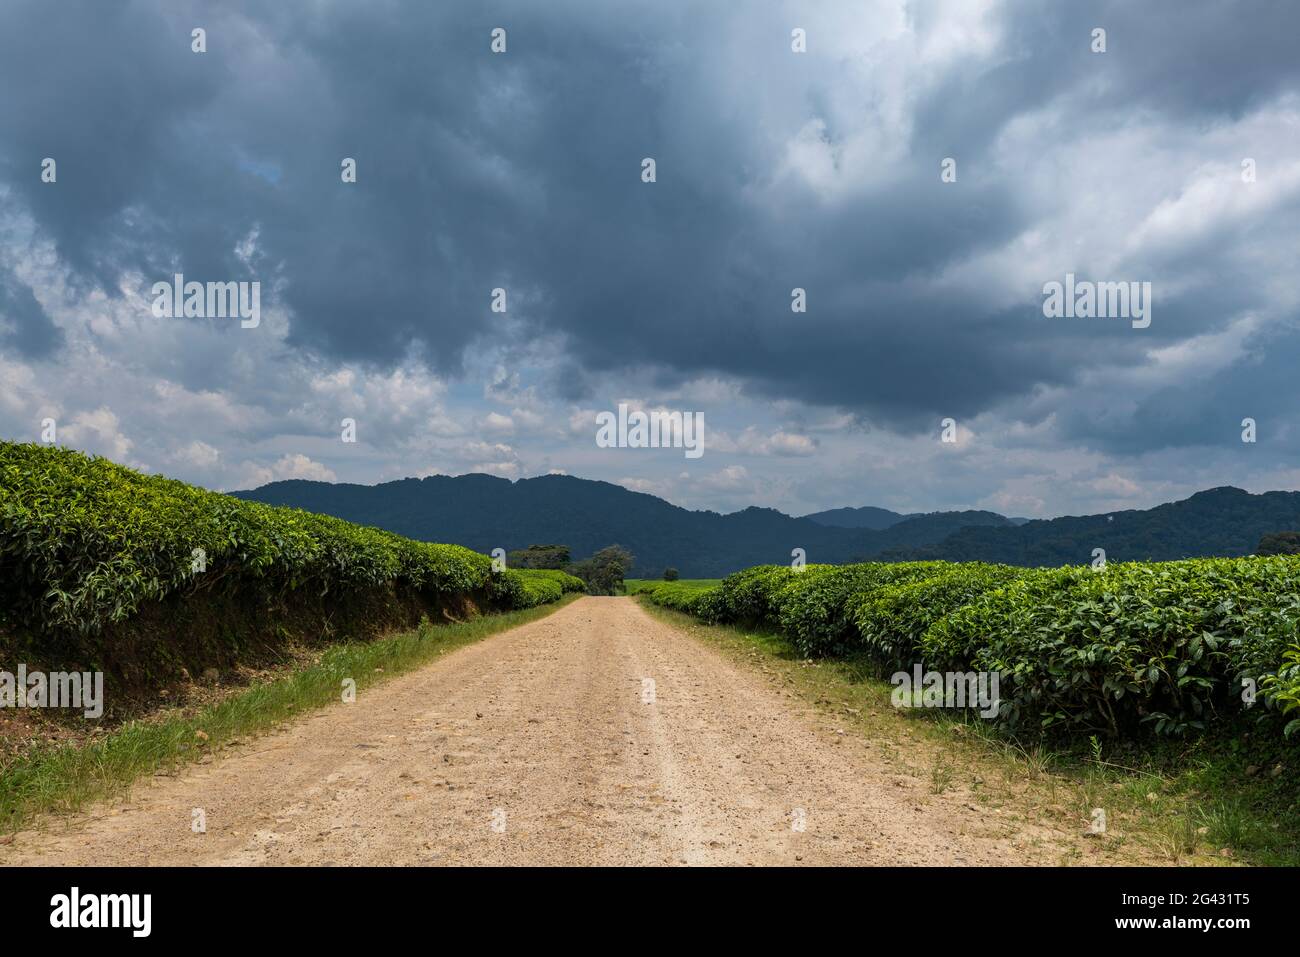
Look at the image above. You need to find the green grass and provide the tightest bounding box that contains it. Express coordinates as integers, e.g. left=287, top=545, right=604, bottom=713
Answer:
left=942, top=703, right=1300, bottom=865
left=624, top=578, right=720, bottom=595
left=0, top=595, right=579, bottom=835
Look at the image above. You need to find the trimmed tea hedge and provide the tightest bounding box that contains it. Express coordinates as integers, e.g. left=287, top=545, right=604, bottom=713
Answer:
left=513, top=568, right=586, bottom=606
left=0, top=442, right=574, bottom=649
left=641, top=555, right=1300, bottom=739
left=635, top=579, right=721, bottom=617
left=854, top=563, right=1026, bottom=671
left=927, top=558, right=1300, bottom=736
left=772, top=561, right=948, bottom=655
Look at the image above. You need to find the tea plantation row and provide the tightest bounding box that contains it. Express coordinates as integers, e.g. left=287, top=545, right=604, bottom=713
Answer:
left=639, top=560, right=1300, bottom=739
left=0, top=443, right=581, bottom=686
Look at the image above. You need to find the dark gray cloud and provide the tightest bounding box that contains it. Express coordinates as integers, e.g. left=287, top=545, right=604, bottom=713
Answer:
left=0, top=265, right=61, bottom=357
left=1, top=0, right=1299, bottom=515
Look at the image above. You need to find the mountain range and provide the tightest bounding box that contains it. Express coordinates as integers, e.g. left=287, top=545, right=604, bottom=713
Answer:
left=804, top=505, right=1032, bottom=529
left=231, top=476, right=1300, bottom=578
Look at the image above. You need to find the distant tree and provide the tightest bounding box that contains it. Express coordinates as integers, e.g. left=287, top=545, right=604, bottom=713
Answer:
left=1257, top=531, right=1300, bottom=556
left=506, top=544, right=571, bottom=569
left=569, top=545, right=635, bottom=595
left=663, top=567, right=679, bottom=581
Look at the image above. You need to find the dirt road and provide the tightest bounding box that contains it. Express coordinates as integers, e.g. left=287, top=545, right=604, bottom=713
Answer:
left=3, top=597, right=1059, bottom=865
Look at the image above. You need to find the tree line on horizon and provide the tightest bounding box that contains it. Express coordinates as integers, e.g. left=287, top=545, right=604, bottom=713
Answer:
left=507, top=543, right=635, bottom=595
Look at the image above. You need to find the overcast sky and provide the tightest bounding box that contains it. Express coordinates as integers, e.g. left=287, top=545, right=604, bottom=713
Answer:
left=2, top=0, right=1299, bottom=518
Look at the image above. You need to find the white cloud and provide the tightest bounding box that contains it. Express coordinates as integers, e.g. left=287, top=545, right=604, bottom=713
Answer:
left=479, top=411, right=515, bottom=434
left=61, top=407, right=135, bottom=464
left=172, top=440, right=221, bottom=469
left=271, top=453, right=336, bottom=482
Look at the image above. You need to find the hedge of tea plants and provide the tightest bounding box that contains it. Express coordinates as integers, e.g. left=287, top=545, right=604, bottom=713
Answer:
left=513, top=568, right=587, bottom=606
left=632, top=579, right=722, bottom=616
left=639, top=556, right=1300, bottom=739
left=0, top=442, right=578, bottom=641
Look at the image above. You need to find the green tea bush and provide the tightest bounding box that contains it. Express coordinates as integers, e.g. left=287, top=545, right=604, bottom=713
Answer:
left=854, top=563, right=1025, bottom=671
left=926, top=559, right=1300, bottom=736
left=708, top=565, right=796, bottom=625
left=920, top=566, right=1091, bottom=671
left=512, top=568, right=586, bottom=605
left=0, top=442, right=569, bottom=640
left=772, top=562, right=949, bottom=656
left=1263, top=644, right=1300, bottom=737
left=642, top=580, right=723, bottom=619
left=646, top=551, right=1300, bottom=741
left=515, top=568, right=586, bottom=593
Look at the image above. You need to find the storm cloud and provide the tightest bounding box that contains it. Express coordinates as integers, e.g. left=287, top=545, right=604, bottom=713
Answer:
left=1, top=0, right=1298, bottom=518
